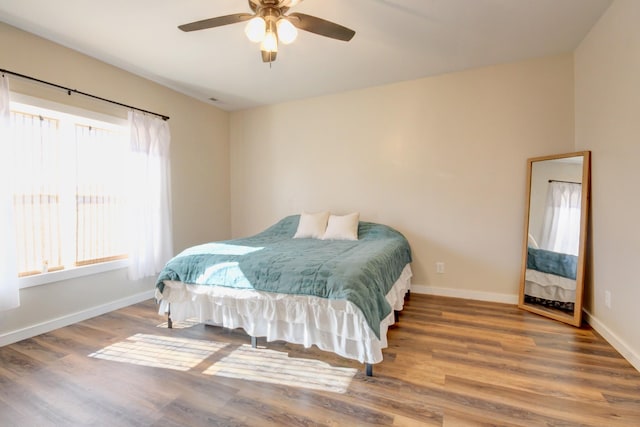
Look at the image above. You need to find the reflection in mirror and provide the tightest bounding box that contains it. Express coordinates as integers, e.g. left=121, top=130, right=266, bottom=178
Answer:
left=518, top=151, right=591, bottom=327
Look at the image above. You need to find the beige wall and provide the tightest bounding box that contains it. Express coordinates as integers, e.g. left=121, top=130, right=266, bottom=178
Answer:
left=575, top=0, right=640, bottom=367
left=0, top=22, right=231, bottom=341
left=230, top=54, right=575, bottom=300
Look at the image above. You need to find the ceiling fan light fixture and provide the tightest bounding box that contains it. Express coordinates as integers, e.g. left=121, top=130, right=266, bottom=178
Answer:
left=245, top=16, right=266, bottom=42
left=261, top=49, right=277, bottom=63
left=179, top=0, right=356, bottom=64
left=261, top=29, right=278, bottom=53
left=276, top=18, right=298, bottom=44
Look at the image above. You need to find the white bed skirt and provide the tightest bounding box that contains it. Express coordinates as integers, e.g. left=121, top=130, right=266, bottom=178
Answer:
left=156, top=264, right=412, bottom=364
left=524, top=268, right=576, bottom=303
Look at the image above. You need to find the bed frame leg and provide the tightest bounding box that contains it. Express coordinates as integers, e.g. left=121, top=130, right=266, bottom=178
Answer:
left=365, top=363, right=373, bottom=377
left=167, top=304, right=173, bottom=329
left=251, top=336, right=257, bottom=348
left=394, top=310, right=400, bottom=323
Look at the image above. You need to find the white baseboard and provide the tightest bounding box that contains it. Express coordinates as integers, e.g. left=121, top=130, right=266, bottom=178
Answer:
left=0, top=289, right=155, bottom=347
left=411, top=284, right=519, bottom=304
left=583, top=309, right=640, bottom=372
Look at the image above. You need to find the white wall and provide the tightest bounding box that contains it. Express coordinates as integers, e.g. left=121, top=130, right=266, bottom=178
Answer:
left=574, top=0, right=640, bottom=368
left=230, top=54, right=575, bottom=302
left=0, top=22, right=231, bottom=343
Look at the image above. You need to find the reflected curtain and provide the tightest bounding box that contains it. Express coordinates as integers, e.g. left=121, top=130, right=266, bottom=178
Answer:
left=0, top=74, right=20, bottom=310
left=540, top=181, right=582, bottom=256
left=127, top=111, right=173, bottom=280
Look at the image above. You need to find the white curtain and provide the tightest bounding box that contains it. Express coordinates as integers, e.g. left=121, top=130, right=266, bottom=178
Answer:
left=0, top=74, right=20, bottom=310
left=540, top=181, right=582, bottom=256
left=127, top=111, right=173, bottom=280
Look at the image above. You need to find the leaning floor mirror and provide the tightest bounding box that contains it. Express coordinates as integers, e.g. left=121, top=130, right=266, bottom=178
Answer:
left=518, top=151, right=591, bottom=327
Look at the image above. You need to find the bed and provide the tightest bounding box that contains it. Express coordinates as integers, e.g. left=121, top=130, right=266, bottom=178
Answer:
left=524, top=246, right=577, bottom=312
left=154, top=214, right=412, bottom=375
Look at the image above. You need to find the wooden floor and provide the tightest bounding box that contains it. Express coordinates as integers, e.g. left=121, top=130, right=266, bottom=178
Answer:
left=1, top=294, right=639, bottom=426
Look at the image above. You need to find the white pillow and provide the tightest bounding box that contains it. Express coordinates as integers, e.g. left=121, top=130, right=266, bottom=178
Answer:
left=293, top=211, right=330, bottom=239
left=322, top=212, right=360, bottom=240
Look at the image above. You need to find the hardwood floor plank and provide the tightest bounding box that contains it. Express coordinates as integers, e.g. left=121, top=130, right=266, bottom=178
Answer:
left=442, top=409, right=526, bottom=427
left=0, top=294, right=639, bottom=426
left=342, top=386, right=444, bottom=426
left=0, top=346, right=45, bottom=377
left=444, top=374, right=633, bottom=426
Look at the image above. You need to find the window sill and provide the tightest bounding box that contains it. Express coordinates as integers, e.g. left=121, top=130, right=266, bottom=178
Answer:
left=19, top=259, right=129, bottom=289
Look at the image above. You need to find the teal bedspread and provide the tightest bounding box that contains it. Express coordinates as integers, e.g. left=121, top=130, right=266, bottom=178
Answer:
left=156, top=215, right=412, bottom=338
left=527, top=247, right=577, bottom=280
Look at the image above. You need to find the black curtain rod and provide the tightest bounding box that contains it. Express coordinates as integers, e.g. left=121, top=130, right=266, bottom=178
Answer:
left=1, top=68, right=169, bottom=121
left=549, top=179, right=580, bottom=184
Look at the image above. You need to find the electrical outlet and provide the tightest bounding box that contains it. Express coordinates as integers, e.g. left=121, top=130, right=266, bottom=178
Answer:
left=436, top=262, right=445, bottom=274
left=605, top=290, right=611, bottom=308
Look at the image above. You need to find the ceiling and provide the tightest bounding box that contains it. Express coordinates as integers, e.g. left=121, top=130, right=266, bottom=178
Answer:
left=0, top=0, right=612, bottom=111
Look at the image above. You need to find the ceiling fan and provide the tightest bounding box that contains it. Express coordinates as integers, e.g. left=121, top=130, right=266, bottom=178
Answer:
left=178, top=0, right=356, bottom=63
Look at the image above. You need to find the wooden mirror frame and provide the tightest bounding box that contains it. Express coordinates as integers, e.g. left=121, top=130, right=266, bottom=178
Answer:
left=518, top=151, right=591, bottom=327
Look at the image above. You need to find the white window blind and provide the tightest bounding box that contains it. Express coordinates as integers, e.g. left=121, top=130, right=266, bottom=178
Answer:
left=11, top=111, right=63, bottom=276
left=74, top=124, right=127, bottom=266
left=9, top=102, right=128, bottom=277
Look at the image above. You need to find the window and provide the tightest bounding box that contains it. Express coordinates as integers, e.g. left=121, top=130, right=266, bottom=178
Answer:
left=8, top=98, right=129, bottom=280
left=539, top=181, right=582, bottom=256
